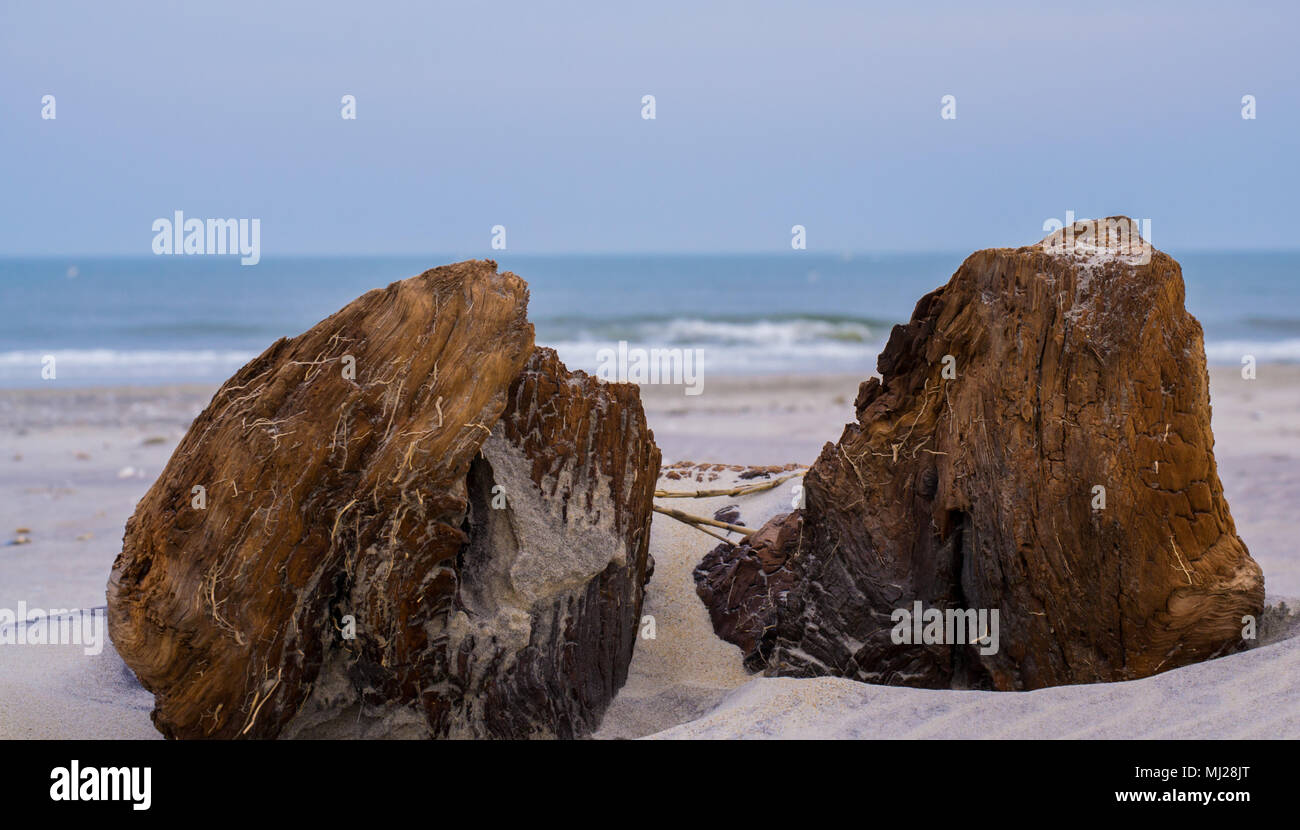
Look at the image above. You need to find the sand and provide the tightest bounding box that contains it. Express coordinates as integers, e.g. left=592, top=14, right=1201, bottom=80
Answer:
left=2, top=367, right=1298, bottom=739
left=0, top=611, right=158, bottom=740
left=651, top=630, right=1300, bottom=739
left=593, top=465, right=797, bottom=739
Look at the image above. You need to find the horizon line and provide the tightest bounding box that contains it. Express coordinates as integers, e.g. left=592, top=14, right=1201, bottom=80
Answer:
left=4, top=246, right=1300, bottom=259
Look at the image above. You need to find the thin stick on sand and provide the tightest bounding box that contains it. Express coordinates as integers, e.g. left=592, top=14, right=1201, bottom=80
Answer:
left=663, top=517, right=735, bottom=544
left=652, top=504, right=754, bottom=539
left=653, top=469, right=805, bottom=499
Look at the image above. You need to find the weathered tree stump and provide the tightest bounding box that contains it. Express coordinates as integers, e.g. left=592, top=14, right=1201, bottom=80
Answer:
left=108, top=260, right=660, bottom=738
left=696, top=219, right=1264, bottom=689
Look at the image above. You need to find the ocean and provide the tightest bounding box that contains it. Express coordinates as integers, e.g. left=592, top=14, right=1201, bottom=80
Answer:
left=2, top=252, right=1298, bottom=388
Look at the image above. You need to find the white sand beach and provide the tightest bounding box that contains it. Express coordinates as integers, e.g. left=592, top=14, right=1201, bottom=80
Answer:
left=2, top=367, right=1298, bottom=739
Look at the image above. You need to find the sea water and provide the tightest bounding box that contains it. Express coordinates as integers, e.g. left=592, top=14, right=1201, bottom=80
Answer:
left=1, top=251, right=1296, bottom=387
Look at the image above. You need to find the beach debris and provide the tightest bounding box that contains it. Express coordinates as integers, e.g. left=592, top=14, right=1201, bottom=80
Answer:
left=76, top=532, right=93, bottom=541
left=7, top=535, right=31, bottom=546
left=695, top=218, right=1264, bottom=689
left=107, top=260, right=659, bottom=739
left=650, top=465, right=805, bottom=543
left=654, top=504, right=752, bottom=541
left=654, top=469, right=804, bottom=499
left=15, top=526, right=30, bottom=533
left=713, top=504, right=742, bottom=525
left=116, top=466, right=136, bottom=479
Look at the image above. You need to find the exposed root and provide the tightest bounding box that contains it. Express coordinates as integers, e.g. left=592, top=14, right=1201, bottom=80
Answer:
left=872, top=377, right=946, bottom=465
left=840, top=446, right=868, bottom=489
left=1169, top=535, right=1194, bottom=586
left=239, top=666, right=283, bottom=736
left=331, top=499, right=358, bottom=548
left=201, top=566, right=246, bottom=646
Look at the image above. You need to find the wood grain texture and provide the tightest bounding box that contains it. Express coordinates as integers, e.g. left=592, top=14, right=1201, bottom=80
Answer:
left=107, top=260, right=659, bottom=738
left=696, top=220, right=1264, bottom=689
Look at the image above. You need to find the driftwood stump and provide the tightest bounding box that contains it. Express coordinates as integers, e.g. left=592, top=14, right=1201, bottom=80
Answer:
left=108, top=261, right=660, bottom=738
left=696, top=219, right=1264, bottom=689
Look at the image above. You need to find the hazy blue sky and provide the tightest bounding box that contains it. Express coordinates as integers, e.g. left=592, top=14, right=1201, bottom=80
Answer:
left=2, top=1, right=1296, bottom=254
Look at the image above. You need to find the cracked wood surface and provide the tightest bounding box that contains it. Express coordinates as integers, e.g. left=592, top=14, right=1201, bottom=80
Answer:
left=695, top=219, right=1265, bottom=690
left=107, top=261, right=659, bottom=738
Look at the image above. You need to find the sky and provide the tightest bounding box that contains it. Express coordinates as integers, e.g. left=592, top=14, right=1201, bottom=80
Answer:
left=1, top=0, right=1297, bottom=254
